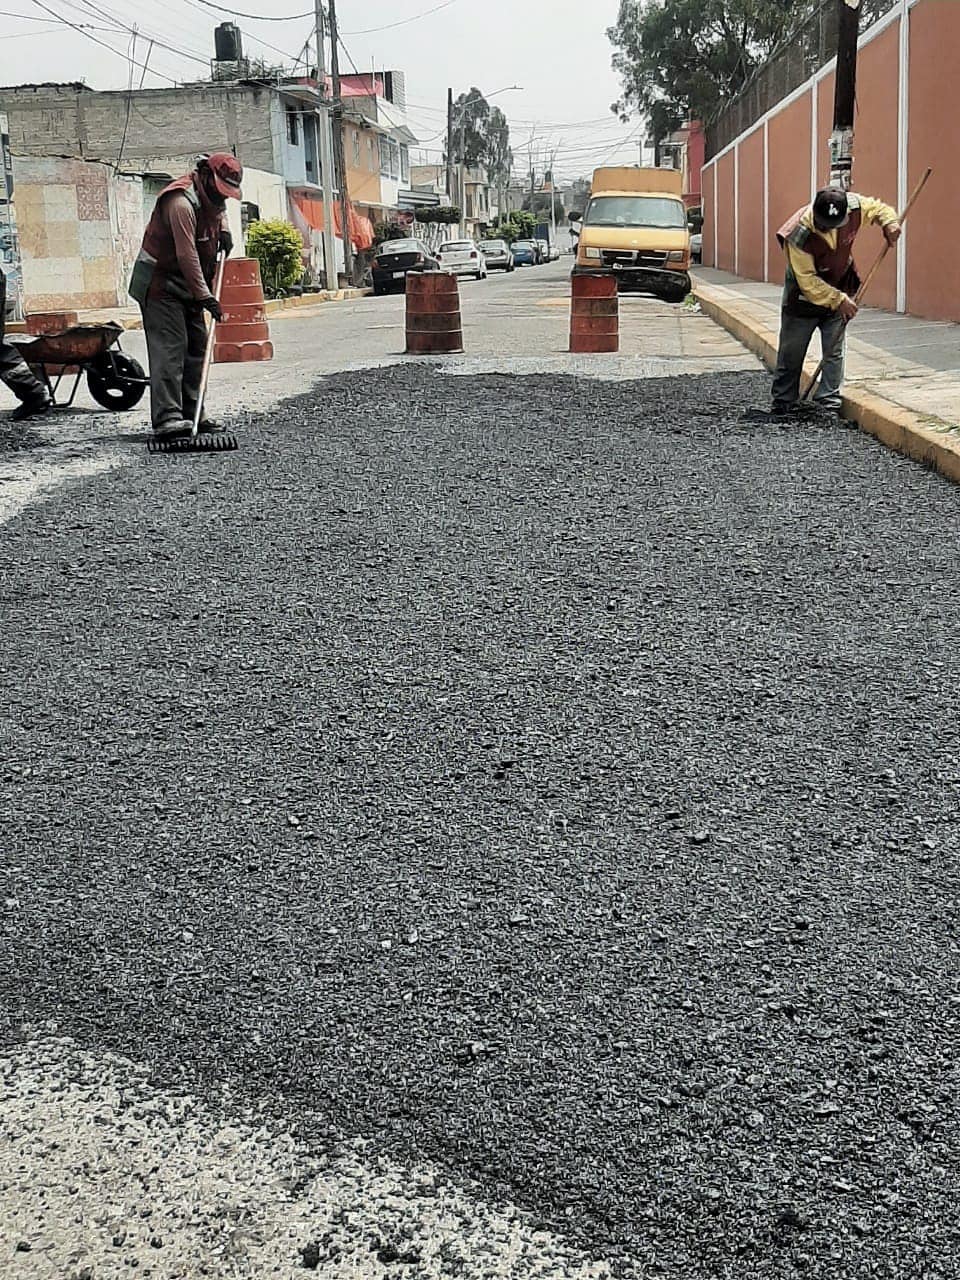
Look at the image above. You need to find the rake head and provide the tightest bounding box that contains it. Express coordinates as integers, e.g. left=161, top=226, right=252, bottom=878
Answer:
left=148, top=432, right=239, bottom=455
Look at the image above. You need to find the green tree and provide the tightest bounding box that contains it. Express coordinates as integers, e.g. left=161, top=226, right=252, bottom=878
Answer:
left=448, top=90, right=514, bottom=188
left=487, top=210, right=537, bottom=242
left=245, top=219, right=303, bottom=297
left=608, top=0, right=814, bottom=139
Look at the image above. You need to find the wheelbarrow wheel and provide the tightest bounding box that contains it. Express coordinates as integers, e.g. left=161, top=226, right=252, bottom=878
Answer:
left=87, top=353, right=147, bottom=411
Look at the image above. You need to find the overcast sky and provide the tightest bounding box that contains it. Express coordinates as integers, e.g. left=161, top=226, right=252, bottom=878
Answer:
left=0, top=0, right=647, bottom=182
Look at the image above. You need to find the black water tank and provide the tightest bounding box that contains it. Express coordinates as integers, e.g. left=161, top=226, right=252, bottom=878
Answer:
left=214, top=22, right=242, bottom=62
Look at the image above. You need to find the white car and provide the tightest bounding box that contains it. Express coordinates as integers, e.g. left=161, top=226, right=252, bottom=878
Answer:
left=438, top=239, right=487, bottom=280
left=690, top=232, right=703, bottom=264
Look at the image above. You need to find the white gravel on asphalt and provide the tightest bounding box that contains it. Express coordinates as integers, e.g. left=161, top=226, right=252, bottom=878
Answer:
left=0, top=1038, right=614, bottom=1280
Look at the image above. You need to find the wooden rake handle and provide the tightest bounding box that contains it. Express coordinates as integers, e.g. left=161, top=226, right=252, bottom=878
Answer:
left=800, top=167, right=933, bottom=401
left=191, top=250, right=227, bottom=439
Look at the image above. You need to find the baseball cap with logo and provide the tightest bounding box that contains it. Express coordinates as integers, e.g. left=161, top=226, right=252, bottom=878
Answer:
left=205, top=152, right=243, bottom=201
left=813, top=187, right=849, bottom=231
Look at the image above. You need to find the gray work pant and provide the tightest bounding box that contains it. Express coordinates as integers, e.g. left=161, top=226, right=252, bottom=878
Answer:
left=0, top=339, right=48, bottom=406
left=772, top=309, right=846, bottom=411
left=140, top=293, right=207, bottom=428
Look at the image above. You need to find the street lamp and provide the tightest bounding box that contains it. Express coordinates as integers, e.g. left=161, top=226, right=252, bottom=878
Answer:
left=447, top=85, right=523, bottom=237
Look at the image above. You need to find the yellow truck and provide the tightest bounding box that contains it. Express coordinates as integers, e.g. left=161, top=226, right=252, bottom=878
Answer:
left=573, top=167, right=691, bottom=303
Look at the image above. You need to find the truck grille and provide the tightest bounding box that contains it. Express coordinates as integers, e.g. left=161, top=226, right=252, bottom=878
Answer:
left=601, top=250, right=669, bottom=268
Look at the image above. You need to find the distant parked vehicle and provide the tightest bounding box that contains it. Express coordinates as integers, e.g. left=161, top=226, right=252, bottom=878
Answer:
left=534, top=239, right=549, bottom=264
left=437, top=239, right=488, bottom=280
left=371, top=238, right=440, bottom=295
left=690, top=232, right=703, bottom=264
left=547, top=242, right=560, bottom=262
left=478, top=238, right=514, bottom=272
left=511, top=240, right=538, bottom=267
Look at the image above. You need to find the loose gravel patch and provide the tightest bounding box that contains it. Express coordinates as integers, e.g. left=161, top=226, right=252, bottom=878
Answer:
left=1, top=366, right=959, bottom=1279
left=2, top=1038, right=610, bottom=1278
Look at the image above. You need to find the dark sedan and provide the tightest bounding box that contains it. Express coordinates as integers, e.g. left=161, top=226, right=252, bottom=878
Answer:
left=372, top=238, right=441, bottom=295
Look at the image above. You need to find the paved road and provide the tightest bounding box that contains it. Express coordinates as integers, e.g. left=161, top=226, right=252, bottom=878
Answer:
left=2, top=264, right=958, bottom=1279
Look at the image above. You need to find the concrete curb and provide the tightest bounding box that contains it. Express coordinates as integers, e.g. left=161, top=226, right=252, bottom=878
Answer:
left=694, top=281, right=960, bottom=485
left=264, top=288, right=371, bottom=314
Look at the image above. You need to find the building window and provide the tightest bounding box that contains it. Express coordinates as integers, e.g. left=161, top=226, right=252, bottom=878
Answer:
left=286, top=105, right=299, bottom=146
left=389, top=140, right=399, bottom=180
left=367, top=136, right=375, bottom=170
left=352, top=130, right=361, bottom=167
left=379, top=136, right=389, bottom=176
left=400, top=145, right=409, bottom=183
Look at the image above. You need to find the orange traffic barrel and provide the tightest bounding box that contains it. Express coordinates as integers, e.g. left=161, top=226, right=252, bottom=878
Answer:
left=569, top=273, right=619, bottom=353
left=215, top=258, right=273, bottom=363
left=405, top=272, right=463, bottom=355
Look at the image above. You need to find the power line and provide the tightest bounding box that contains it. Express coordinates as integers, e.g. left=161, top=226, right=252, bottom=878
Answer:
left=185, top=0, right=311, bottom=19
left=341, top=0, right=460, bottom=35
left=27, top=0, right=181, bottom=82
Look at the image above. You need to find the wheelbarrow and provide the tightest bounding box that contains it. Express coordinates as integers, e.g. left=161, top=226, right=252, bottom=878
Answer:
left=7, top=322, right=147, bottom=411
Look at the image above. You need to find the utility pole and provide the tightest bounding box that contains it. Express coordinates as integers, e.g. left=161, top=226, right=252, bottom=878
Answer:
left=458, top=111, right=467, bottom=237
left=327, top=0, right=354, bottom=282
left=314, top=0, right=338, bottom=290
left=548, top=147, right=558, bottom=248
left=830, top=0, right=862, bottom=189
left=446, top=87, right=455, bottom=210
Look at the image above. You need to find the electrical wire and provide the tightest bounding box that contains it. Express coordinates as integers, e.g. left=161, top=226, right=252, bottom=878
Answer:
left=341, top=0, right=460, bottom=35
left=27, top=0, right=181, bottom=82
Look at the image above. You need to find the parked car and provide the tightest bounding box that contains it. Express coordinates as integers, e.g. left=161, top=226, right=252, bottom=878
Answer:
left=478, top=238, right=514, bottom=272
left=534, top=239, right=549, bottom=264
left=548, top=242, right=560, bottom=262
left=511, top=240, right=538, bottom=267
left=690, top=232, right=703, bottom=264
left=437, top=239, right=488, bottom=280
left=1, top=260, right=17, bottom=322
left=371, top=238, right=440, bottom=295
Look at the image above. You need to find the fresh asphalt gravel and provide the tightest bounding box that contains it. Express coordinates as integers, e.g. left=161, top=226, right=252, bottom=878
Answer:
left=2, top=366, right=959, bottom=1278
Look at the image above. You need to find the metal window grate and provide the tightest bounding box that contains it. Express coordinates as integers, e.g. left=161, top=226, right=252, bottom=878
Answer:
left=706, top=0, right=898, bottom=159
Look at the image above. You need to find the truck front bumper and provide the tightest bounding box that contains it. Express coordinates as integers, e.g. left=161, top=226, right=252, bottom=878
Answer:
left=572, top=264, right=691, bottom=297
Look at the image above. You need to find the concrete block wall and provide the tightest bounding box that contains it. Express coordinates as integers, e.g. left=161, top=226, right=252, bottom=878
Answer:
left=0, top=83, right=278, bottom=178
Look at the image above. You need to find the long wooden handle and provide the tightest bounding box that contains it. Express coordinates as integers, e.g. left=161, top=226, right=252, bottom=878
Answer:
left=800, top=167, right=933, bottom=401
left=191, top=251, right=226, bottom=439
left=853, top=167, right=933, bottom=303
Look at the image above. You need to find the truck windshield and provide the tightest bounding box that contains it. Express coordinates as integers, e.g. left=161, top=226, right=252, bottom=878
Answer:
left=584, top=196, right=686, bottom=229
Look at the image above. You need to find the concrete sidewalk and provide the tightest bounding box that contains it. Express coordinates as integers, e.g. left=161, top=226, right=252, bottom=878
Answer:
left=694, top=266, right=960, bottom=482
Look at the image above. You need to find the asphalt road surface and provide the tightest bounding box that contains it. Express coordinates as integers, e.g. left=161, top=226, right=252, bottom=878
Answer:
left=1, top=266, right=958, bottom=1279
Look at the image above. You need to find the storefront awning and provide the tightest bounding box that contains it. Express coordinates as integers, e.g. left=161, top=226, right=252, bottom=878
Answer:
left=290, top=192, right=374, bottom=251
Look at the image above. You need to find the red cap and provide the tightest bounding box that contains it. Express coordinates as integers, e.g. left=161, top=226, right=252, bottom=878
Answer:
left=206, top=152, right=243, bottom=201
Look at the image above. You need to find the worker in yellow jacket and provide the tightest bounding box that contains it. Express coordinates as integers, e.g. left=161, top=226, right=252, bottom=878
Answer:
left=773, top=187, right=900, bottom=416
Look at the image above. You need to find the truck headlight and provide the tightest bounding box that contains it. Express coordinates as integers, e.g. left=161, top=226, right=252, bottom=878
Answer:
left=667, top=251, right=687, bottom=263
left=583, top=247, right=602, bottom=260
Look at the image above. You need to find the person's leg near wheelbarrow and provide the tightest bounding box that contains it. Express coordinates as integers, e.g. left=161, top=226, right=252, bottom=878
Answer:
left=0, top=272, right=52, bottom=420
left=0, top=341, right=53, bottom=421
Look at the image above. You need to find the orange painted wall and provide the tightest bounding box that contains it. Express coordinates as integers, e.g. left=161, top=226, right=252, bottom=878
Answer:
left=767, top=92, right=813, bottom=284
left=736, top=129, right=764, bottom=281
left=344, top=121, right=381, bottom=207
left=850, top=22, right=900, bottom=310
left=716, top=151, right=735, bottom=271
left=907, top=0, right=960, bottom=322
left=703, top=164, right=716, bottom=266
left=704, top=1, right=959, bottom=323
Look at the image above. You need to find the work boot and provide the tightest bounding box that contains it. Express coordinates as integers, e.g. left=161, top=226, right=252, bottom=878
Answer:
left=9, top=395, right=53, bottom=422
left=153, top=419, right=193, bottom=440
left=197, top=418, right=227, bottom=434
